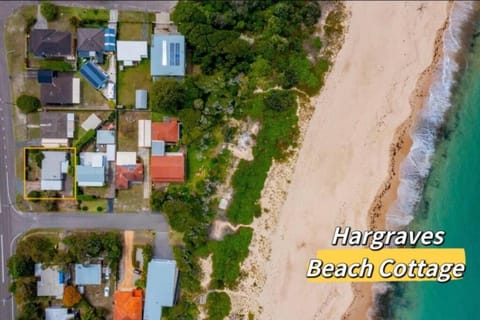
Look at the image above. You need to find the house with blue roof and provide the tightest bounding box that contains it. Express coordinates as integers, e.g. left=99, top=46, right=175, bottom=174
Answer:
left=74, top=264, right=101, bottom=285
left=76, top=152, right=106, bottom=187
left=96, top=130, right=116, bottom=145
left=80, top=61, right=108, bottom=89
left=150, top=35, right=186, bottom=79
left=104, top=28, right=116, bottom=52
left=143, top=259, right=179, bottom=320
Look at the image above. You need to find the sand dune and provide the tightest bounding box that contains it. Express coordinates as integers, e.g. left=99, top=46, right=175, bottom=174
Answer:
left=256, top=2, right=449, bottom=319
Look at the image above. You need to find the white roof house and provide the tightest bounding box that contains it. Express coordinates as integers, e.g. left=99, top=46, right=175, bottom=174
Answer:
left=138, top=120, right=152, bottom=148
left=117, top=41, right=148, bottom=66
left=35, top=263, right=65, bottom=298
left=80, top=152, right=106, bottom=167
left=81, top=113, right=102, bottom=131
left=45, top=307, right=74, bottom=320
left=72, top=78, right=80, bottom=104
left=116, top=152, right=137, bottom=166
left=41, top=151, right=68, bottom=191
left=67, top=113, right=74, bottom=138
left=106, top=144, right=116, bottom=161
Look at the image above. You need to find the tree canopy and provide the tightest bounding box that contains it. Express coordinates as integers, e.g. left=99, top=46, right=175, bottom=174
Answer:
left=63, top=286, right=81, bottom=307
left=16, top=95, right=40, bottom=114
left=150, top=78, right=185, bottom=114
left=40, top=2, right=59, bottom=22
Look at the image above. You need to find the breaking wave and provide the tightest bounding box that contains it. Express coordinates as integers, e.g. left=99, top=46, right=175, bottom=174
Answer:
left=386, top=1, right=476, bottom=229
left=370, top=3, right=479, bottom=319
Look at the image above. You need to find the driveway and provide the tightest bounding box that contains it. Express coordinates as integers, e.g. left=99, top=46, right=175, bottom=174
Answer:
left=34, top=5, right=48, bottom=29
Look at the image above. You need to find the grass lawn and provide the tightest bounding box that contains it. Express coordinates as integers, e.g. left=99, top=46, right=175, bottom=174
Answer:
left=27, top=112, right=41, bottom=140
left=79, top=198, right=108, bottom=213
left=49, top=6, right=109, bottom=32
left=4, top=6, right=37, bottom=100
left=115, top=184, right=149, bottom=212
left=80, top=78, right=109, bottom=108
left=118, top=22, right=144, bottom=41
left=82, top=186, right=110, bottom=198
left=119, top=11, right=154, bottom=23
left=117, top=60, right=152, bottom=107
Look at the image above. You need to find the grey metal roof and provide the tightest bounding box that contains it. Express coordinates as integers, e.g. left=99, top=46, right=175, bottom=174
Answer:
left=143, top=259, right=178, bottom=320
left=150, top=35, right=185, bottom=77
left=35, top=264, right=64, bottom=298
left=135, top=89, right=148, bottom=109
left=96, top=130, right=116, bottom=145
left=151, top=140, right=165, bottom=156
left=41, top=151, right=67, bottom=180
left=40, top=112, right=68, bottom=139
left=76, top=166, right=105, bottom=185
left=74, top=264, right=101, bottom=285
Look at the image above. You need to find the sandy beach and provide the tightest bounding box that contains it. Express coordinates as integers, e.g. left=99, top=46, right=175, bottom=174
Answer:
left=246, top=2, right=450, bottom=319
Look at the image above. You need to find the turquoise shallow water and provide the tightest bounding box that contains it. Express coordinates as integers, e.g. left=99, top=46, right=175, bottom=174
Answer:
left=389, top=24, right=480, bottom=320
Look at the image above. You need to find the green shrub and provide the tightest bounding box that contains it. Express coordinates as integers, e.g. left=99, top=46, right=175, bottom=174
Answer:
left=41, top=2, right=59, bottom=22
left=74, top=129, right=96, bottom=150
left=16, top=95, right=40, bottom=114
left=228, top=93, right=298, bottom=224
left=263, top=90, right=295, bottom=111
left=7, top=255, right=35, bottom=279
left=209, top=227, right=252, bottom=288
left=207, top=292, right=231, bottom=320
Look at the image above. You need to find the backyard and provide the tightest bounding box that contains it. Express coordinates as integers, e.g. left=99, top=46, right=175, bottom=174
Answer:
left=117, top=60, right=152, bottom=107
left=117, top=111, right=150, bottom=151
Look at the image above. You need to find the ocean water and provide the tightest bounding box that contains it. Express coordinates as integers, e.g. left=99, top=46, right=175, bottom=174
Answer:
left=384, top=5, right=480, bottom=320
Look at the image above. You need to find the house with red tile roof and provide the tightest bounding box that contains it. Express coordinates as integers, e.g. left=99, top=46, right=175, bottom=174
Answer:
left=115, top=152, right=144, bottom=190
left=116, top=163, right=144, bottom=190
left=151, top=153, right=185, bottom=183
left=113, top=289, right=143, bottom=320
left=151, top=118, right=180, bottom=143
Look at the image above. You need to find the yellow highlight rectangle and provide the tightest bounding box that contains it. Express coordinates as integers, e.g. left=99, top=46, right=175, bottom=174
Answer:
left=307, top=248, right=466, bottom=282
left=23, top=147, right=77, bottom=201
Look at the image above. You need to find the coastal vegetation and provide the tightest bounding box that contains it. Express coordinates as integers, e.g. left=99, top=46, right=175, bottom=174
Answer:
left=148, top=0, right=345, bottom=318
left=206, top=292, right=232, bottom=320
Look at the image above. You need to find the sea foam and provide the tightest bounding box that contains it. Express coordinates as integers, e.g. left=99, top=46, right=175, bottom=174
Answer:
left=386, top=1, right=475, bottom=229
left=371, top=2, right=477, bottom=318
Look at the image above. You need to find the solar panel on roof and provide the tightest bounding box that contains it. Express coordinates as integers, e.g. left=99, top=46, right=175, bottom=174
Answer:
left=175, top=43, right=180, bottom=66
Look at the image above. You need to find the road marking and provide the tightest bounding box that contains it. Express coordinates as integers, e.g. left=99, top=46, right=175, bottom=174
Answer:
left=1, top=234, right=4, bottom=283
left=10, top=232, right=23, bottom=257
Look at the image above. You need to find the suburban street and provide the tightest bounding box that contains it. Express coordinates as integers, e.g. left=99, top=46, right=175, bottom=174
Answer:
left=0, top=1, right=177, bottom=319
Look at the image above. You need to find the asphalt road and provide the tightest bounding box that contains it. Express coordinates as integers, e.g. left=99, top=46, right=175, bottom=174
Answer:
left=0, top=2, right=177, bottom=319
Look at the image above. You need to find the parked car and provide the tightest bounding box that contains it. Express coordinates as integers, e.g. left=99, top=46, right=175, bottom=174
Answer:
left=104, top=286, right=110, bottom=297
left=133, top=268, right=142, bottom=275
